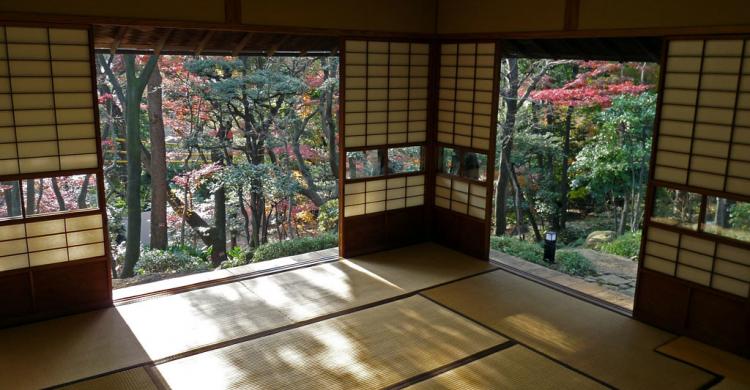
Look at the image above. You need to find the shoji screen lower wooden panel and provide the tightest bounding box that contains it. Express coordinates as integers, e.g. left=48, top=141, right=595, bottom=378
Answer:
left=339, top=39, right=431, bottom=257
left=432, top=41, right=499, bottom=259
left=636, top=37, right=750, bottom=356
left=0, top=25, right=110, bottom=327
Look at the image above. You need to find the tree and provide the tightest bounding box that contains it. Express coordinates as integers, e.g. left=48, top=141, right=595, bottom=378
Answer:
left=530, top=61, right=653, bottom=235
left=121, top=54, right=159, bottom=278
left=496, top=58, right=570, bottom=237
left=571, top=92, right=656, bottom=234
left=147, top=66, right=169, bottom=250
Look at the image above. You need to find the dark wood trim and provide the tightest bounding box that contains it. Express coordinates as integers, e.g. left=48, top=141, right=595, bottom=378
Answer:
left=337, top=37, right=346, bottom=257
left=483, top=40, right=502, bottom=260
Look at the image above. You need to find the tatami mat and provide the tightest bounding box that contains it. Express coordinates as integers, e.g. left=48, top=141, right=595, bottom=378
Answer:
left=0, top=308, right=151, bottom=390
left=657, top=337, right=750, bottom=389
left=422, top=271, right=716, bottom=389
left=407, top=345, right=605, bottom=390
left=57, top=368, right=157, bottom=390
left=345, top=243, right=496, bottom=292
left=113, top=247, right=338, bottom=300
left=0, top=243, right=492, bottom=389
left=116, top=281, right=294, bottom=361
left=155, top=296, right=507, bottom=390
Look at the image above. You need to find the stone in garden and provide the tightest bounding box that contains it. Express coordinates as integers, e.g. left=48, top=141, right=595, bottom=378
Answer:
left=597, top=273, right=629, bottom=286
left=585, top=230, right=616, bottom=248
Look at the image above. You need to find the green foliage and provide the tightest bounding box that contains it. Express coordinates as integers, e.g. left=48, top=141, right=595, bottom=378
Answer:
left=220, top=246, right=252, bottom=269
left=556, top=251, right=596, bottom=276
left=135, top=248, right=210, bottom=275
left=600, top=231, right=642, bottom=259
left=317, top=199, right=339, bottom=232
left=252, top=233, right=338, bottom=262
left=490, top=236, right=544, bottom=264
left=730, top=202, right=750, bottom=229
left=491, top=236, right=596, bottom=277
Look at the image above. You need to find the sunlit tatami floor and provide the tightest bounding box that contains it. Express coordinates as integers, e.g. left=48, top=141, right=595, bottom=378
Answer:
left=0, top=242, right=746, bottom=389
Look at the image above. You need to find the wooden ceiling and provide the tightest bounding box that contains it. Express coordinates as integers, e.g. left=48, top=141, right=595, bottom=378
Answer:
left=501, top=37, right=662, bottom=62
left=94, top=25, right=340, bottom=56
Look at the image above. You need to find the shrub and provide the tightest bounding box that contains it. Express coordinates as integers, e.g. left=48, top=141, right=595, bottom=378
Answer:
left=490, top=236, right=544, bottom=264
left=135, top=248, right=210, bottom=275
left=556, top=251, right=596, bottom=276
left=220, top=246, right=252, bottom=269
left=317, top=199, right=339, bottom=232
left=252, top=233, right=338, bottom=262
left=600, top=230, right=642, bottom=259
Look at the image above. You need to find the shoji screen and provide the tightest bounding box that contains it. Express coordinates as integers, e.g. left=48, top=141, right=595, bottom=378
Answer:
left=636, top=37, right=750, bottom=356
left=433, top=41, right=499, bottom=259
left=0, top=25, right=110, bottom=326
left=339, top=40, right=431, bottom=257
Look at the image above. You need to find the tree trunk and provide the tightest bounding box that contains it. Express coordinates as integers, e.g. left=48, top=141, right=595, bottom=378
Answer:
left=141, top=140, right=215, bottom=246
left=77, top=174, right=91, bottom=208
left=51, top=178, right=66, bottom=211
left=495, top=58, right=519, bottom=236
left=147, top=68, right=168, bottom=250
left=121, top=54, right=159, bottom=278
left=25, top=179, right=35, bottom=215
left=716, top=198, right=730, bottom=227
left=211, top=184, right=227, bottom=266
left=320, top=57, right=339, bottom=191
left=4, top=182, right=21, bottom=217
left=559, top=105, right=574, bottom=230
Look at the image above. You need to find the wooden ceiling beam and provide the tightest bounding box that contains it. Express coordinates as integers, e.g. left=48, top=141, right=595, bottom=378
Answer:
left=194, top=30, right=214, bottom=56
left=153, top=29, right=172, bottom=56
left=232, top=32, right=253, bottom=56
left=110, top=26, right=128, bottom=55
left=267, top=35, right=289, bottom=57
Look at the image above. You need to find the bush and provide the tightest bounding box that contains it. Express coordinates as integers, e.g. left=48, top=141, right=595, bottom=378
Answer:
left=317, top=199, right=339, bottom=232
left=220, top=246, right=252, bottom=269
left=135, top=248, right=210, bottom=275
left=490, top=236, right=544, bottom=264
left=600, top=230, right=642, bottom=259
left=252, top=233, right=338, bottom=262
left=556, top=251, right=596, bottom=276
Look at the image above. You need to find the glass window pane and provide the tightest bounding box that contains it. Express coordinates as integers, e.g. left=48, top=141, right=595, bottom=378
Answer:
left=703, top=196, right=750, bottom=242
left=439, top=147, right=460, bottom=175
left=463, top=152, right=488, bottom=181
left=387, top=146, right=422, bottom=174
left=0, top=181, right=23, bottom=221
left=345, top=149, right=384, bottom=179
left=23, top=174, right=98, bottom=217
left=650, top=186, right=701, bottom=229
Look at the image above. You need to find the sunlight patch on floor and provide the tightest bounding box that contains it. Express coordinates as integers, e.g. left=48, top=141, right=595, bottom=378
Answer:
left=154, top=296, right=506, bottom=390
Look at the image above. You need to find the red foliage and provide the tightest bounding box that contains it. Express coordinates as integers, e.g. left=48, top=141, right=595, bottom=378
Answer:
left=530, top=61, right=652, bottom=108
